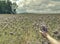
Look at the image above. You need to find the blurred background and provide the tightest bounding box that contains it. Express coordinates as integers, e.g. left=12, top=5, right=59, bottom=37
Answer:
left=0, top=0, right=60, bottom=14
left=0, top=0, right=60, bottom=44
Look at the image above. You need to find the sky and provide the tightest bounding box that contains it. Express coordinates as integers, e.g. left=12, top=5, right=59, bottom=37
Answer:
left=10, top=0, right=60, bottom=13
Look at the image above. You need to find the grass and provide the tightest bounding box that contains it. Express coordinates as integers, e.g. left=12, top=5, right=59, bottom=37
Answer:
left=0, top=14, right=60, bottom=44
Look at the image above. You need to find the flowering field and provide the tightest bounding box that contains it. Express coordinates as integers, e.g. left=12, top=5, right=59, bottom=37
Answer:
left=0, top=14, right=60, bottom=44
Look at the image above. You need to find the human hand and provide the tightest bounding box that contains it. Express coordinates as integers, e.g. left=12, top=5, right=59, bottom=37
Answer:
left=39, top=30, right=48, bottom=38
left=40, top=24, right=48, bottom=38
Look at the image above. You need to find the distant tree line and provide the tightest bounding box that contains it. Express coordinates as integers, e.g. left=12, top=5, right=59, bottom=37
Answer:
left=0, top=0, right=17, bottom=14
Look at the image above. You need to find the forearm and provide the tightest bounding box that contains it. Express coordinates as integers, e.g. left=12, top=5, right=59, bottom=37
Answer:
left=47, top=34, right=60, bottom=44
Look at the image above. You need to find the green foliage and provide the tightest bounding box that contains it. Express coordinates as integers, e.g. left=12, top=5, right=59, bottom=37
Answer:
left=0, top=1, right=16, bottom=14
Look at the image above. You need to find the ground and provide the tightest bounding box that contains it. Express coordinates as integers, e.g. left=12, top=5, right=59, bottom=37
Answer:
left=0, top=14, right=60, bottom=44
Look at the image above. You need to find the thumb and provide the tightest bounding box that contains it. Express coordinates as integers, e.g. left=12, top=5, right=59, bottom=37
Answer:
left=39, top=30, right=47, bottom=38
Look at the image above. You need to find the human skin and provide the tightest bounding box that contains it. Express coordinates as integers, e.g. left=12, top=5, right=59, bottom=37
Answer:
left=40, top=31, right=60, bottom=44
